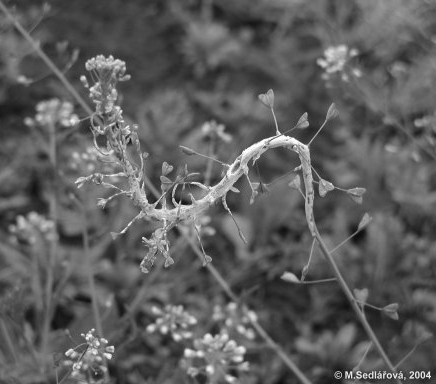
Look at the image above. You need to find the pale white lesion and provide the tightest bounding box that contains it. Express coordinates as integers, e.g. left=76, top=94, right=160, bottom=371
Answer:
left=141, top=135, right=316, bottom=236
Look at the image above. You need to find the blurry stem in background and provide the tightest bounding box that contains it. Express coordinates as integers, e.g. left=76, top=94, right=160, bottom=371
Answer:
left=71, top=194, right=103, bottom=337
left=81, top=200, right=103, bottom=337
left=40, top=120, right=58, bottom=362
left=0, top=319, right=18, bottom=363
left=204, top=139, right=216, bottom=187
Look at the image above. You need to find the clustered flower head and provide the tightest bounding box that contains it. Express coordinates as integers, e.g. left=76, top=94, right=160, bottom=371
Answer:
left=63, top=329, right=114, bottom=382
left=82, top=55, right=130, bottom=127
left=9, top=211, right=57, bottom=245
left=70, top=145, right=119, bottom=175
left=212, top=302, right=257, bottom=340
left=146, top=305, right=198, bottom=341
left=317, top=44, right=361, bottom=82
left=70, top=145, right=101, bottom=174
left=182, top=332, right=249, bottom=384
left=24, top=98, right=79, bottom=128
left=201, top=120, right=233, bottom=143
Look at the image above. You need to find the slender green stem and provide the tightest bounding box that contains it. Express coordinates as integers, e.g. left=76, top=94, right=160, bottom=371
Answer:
left=81, top=202, right=103, bottom=337
left=69, top=194, right=103, bottom=337
left=307, top=120, right=327, bottom=146
left=0, top=319, right=18, bottom=363
left=300, top=277, right=337, bottom=284
left=271, top=108, right=280, bottom=135
left=313, top=226, right=401, bottom=383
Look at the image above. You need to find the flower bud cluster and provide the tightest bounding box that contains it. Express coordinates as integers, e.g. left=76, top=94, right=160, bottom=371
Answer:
left=212, top=302, right=257, bottom=340
left=9, top=211, right=57, bottom=245
left=24, top=98, right=79, bottom=128
left=63, top=329, right=114, bottom=382
left=82, top=55, right=130, bottom=127
left=146, top=305, right=198, bottom=341
left=182, top=332, right=249, bottom=383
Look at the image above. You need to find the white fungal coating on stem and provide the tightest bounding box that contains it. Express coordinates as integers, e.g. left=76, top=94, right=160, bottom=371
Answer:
left=292, top=143, right=316, bottom=236
left=140, top=135, right=315, bottom=235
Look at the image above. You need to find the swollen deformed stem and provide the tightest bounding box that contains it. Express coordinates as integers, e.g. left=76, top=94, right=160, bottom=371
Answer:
left=141, top=136, right=309, bottom=223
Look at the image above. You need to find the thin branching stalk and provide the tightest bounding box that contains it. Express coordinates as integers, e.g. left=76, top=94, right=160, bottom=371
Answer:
left=313, top=226, right=400, bottom=383
left=80, top=198, right=103, bottom=337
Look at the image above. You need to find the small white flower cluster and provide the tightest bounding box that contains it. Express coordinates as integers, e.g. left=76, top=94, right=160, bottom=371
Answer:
left=317, top=45, right=361, bottom=82
left=9, top=211, right=57, bottom=245
left=24, top=98, right=79, bottom=128
left=70, top=145, right=118, bottom=175
left=70, top=146, right=100, bottom=173
left=212, top=302, right=257, bottom=340
left=183, top=332, right=249, bottom=384
left=63, top=329, right=114, bottom=381
left=146, top=305, right=198, bottom=341
left=201, top=120, right=233, bottom=143
left=82, top=55, right=130, bottom=126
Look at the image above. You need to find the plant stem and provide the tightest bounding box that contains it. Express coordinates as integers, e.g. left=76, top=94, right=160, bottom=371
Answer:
left=81, top=202, right=103, bottom=337
left=313, top=225, right=401, bottom=383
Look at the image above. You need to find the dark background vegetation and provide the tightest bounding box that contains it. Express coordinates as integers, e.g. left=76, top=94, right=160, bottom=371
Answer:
left=1, top=0, right=436, bottom=383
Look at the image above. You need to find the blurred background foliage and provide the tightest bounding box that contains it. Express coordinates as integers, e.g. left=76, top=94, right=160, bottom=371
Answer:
left=1, top=0, right=436, bottom=383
